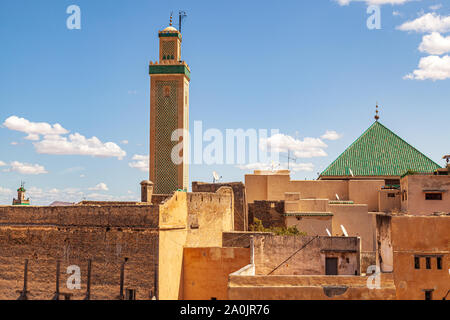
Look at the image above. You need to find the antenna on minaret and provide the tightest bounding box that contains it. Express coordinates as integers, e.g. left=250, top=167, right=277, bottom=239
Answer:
left=179, top=11, right=187, bottom=33
left=375, top=103, right=380, bottom=121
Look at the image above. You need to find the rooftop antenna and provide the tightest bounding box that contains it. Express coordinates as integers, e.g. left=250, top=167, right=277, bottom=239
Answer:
left=340, top=225, right=349, bottom=237
left=374, top=103, right=380, bottom=121
left=349, top=168, right=354, bottom=177
left=335, top=193, right=340, bottom=201
left=212, top=171, right=222, bottom=183
left=326, top=228, right=332, bottom=237
left=178, top=11, right=187, bottom=33
left=282, top=150, right=297, bottom=170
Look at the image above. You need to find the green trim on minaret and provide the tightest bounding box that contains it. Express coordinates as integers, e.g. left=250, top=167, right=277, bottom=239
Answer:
left=149, top=65, right=190, bottom=80
left=320, top=121, right=441, bottom=177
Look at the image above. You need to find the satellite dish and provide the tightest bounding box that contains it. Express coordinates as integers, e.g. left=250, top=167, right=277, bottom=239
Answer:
left=335, top=193, right=340, bottom=201
left=326, top=228, right=331, bottom=237
left=340, top=225, right=349, bottom=237
left=271, top=161, right=280, bottom=172
left=349, top=168, right=354, bottom=177
left=212, top=171, right=222, bottom=183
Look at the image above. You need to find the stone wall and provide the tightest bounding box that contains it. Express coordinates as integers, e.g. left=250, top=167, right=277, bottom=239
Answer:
left=192, top=182, right=247, bottom=231
left=0, top=204, right=159, bottom=300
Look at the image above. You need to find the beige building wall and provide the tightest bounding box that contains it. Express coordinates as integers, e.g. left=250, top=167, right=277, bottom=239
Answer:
left=285, top=216, right=332, bottom=236
left=378, top=189, right=401, bottom=213
left=158, top=188, right=235, bottom=300
left=348, top=180, right=385, bottom=212
left=252, top=235, right=360, bottom=276
left=401, top=175, right=450, bottom=215
left=182, top=247, right=250, bottom=300
left=390, top=215, right=450, bottom=300
left=329, top=204, right=376, bottom=252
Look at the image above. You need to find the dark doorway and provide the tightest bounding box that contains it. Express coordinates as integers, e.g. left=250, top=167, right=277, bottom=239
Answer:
left=325, top=257, right=338, bottom=275
left=424, top=290, right=433, bottom=300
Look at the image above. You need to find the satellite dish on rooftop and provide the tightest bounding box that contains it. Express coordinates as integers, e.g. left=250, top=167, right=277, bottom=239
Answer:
left=335, top=194, right=340, bottom=201
left=326, top=228, right=332, bottom=237
left=341, top=225, right=349, bottom=237
left=349, top=168, right=354, bottom=177
left=212, top=171, right=222, bottom=183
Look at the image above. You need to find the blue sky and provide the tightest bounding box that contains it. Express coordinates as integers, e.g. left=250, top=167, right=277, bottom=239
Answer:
left=1, top=0, right=449, bottom=205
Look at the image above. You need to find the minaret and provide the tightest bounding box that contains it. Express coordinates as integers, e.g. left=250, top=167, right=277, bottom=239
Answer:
left=13, top=182, right=30, bottom=205
left=149, top=16, right=190, bottom=194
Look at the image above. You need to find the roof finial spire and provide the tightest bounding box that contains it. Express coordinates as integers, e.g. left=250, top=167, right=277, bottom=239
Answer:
left=169, top=12, right=173, bottom=26
left=374, top=103, right=380, bottom=121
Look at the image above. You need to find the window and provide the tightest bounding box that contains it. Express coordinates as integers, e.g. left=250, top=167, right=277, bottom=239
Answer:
left=424, top=290, right=433, bottom=300
left=414, top=256, right=420, bottom=269
left=437, top=257, right=443, bottom=270
left=426, top=257, right=431, bottom=269
left=385, top=179, right=400, bottom=186
left=425, top=193, right=442, bottom=200
left=388, top=193, right=395, bottom=198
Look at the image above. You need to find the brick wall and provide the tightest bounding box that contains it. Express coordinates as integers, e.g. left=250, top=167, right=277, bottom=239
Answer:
left=0, top=205, right=159, bottom=300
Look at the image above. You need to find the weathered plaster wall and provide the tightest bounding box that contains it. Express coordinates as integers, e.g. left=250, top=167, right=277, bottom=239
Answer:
left=285, top=216, right=332, bottom=236
left=252, top=235, right=360, bottom=276
left=390, top=215, right=450, bottom=300
left=401, top=175, right=450, bottom=215
left=182, top=247, right=250, bottom=300
left=378, top=189, right=401, bottom=213
left=0, top=205, right=159, bottom=300
left=185, top=187, right=234, bottom=248
left=348, top=180, right=384, bottom=212
left=329, top=204, right=375, bottom=252
left=158, top=188, right=235, bottom=300
left=192, top=182, right=247, bottom=231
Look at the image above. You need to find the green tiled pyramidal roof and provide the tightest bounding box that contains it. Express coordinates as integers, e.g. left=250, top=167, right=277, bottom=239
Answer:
left=320, top=121, right=440, bottom=177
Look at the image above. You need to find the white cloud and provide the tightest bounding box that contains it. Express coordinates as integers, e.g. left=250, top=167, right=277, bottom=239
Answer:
left=336, top=0, right=415, bottom=6
left=34, top=133, right=126, bottom=159
left=397, top=13, right=450, bottom=33
left=3, top=116, right=126, bottom=160
left=89, top=183, right=109, bottom=191
left=0, top=161, right=6, bottom=167
left=419, top=32, right=450, bottom=55
left=260, top=133, right=328, bottom=158
left=393, top=11, right=402, bottom=17
left=129, top=154, right=149, bottom=172
left=0, top=187, right=12, bottom=195
left=3, top=116, right=69, bottom=140
left=84, top=193, right=136, bottom=202
left=10, top=142, right=18, bottom=146
left=321, top=130, right=343, bottom=141
left=237, top=162, right=314, bottom=172
left=8, top=161, right=48, bottom=175
left=121, top=140, right=129, bottom=145
left=26, top=186, right=83, bottom=205
left=404, top=55, right=450, bottom=80
left=430, top=4, right=442, bottom=11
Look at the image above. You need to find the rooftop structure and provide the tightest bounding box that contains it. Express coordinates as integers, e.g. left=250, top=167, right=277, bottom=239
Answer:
left=320, top=121, right=441, bottom=180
